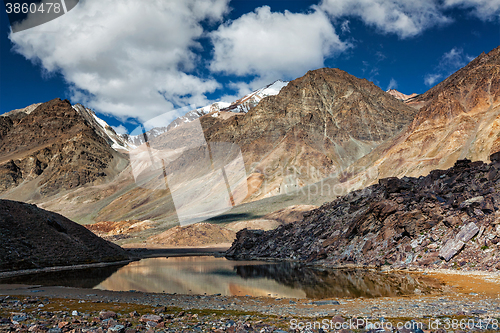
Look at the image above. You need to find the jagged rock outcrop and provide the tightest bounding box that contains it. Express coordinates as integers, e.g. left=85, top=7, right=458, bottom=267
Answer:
left=227, top=152, right=500, bottom=271
left=0, top=199, right=130, bottom=272
left=0, top=103, right=42, bottom=124
left=200, top=68, right=417, bottom=201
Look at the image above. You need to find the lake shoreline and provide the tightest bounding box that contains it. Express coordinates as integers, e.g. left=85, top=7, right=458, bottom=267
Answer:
left=0, top=246, right=229, bottom=279
left=0, top=282, right=499, bottom=320
left=1, top=248, right=499, bottom=322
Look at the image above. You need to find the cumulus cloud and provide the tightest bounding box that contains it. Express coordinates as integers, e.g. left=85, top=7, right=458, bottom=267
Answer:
left=440, top=47, right=474, bottom=70
left=319, top=0, right=500, bottom=38
left=319, top=0, right=452, bottom=38
left=424, top=47, right=475, bottom=86
left=209, top=6, right=350, bottom=84
left=10, top=0, right=230, bottom=123
left=444, top=0, right=500, bottom=21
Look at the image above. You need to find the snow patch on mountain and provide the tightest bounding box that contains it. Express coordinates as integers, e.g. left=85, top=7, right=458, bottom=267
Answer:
left=74, top=80, right=289, bottom=150
left=72, top=104, right=134, bottom=151
left=386, top=89, right=418, bottom=101
left=161, top=81, right=288, bottom=133
left=223, top=80, right=289, bottom=113
left=123, top=126, right=169, bottom=146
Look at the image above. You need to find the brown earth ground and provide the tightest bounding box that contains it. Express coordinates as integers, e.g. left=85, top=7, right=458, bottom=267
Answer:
left=85, top=204, right=318, bottom=247
left=146, top=223, right=236, bottom=247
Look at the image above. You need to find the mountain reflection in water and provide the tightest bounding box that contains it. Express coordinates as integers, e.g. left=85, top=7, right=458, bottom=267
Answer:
left=96, top=257, right=306, bottom=298
left=0, top=264, right=125, bottom=288
left=95, top=257, right=442, bottom=298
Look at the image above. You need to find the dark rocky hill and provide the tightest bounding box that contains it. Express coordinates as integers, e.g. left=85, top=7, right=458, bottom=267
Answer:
left=0, top=199, right=130, bottom=272
left=227, top=152, right=500, bottom=272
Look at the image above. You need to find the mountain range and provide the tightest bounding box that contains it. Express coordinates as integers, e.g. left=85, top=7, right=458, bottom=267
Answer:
left=123, top=80, right=289, bottom=146
left=342, top=46, right=500, bottom=192
left=1, top=46, right=498, bottom=246
left=202, top=68, right=417, bottom=201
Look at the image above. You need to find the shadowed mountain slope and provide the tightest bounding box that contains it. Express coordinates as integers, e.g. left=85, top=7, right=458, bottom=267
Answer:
left=0, top=199, right=130, bottom=272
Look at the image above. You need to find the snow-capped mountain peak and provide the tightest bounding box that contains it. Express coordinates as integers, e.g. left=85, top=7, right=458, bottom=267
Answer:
left=72, top=104, right=134, bottom=151
left=93, top=79, right=290, bottom=149
left=386, top=89, right=418, bottom=101
left=148, top=80, right=290, bottom=137
left=222, top=80, right=289, bottom=113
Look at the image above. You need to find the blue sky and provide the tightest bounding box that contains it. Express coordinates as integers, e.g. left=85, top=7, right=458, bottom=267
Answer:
left=1, top=0, right=499, bottom=134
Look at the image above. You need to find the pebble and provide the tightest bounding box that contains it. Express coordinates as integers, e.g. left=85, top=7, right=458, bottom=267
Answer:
left=0, top=289, right=499, bottom=332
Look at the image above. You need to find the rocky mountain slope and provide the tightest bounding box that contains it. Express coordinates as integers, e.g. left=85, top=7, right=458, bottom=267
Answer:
left=199, top=68, right=417, bottom=201
left=344, top=46, right=500, bottom=192
left=75, top=69, right=416, bottom=227
left=227, top=152, right=500, bottom=271
left=2, top=47, right=497, bottom=237
left=0, top=199, right=130, bottom=272
left=222, top=80, right=289, bottom=113
left=82, top=204, right=317, bottom=246
left=0, top=99, right=129, bottom=202
left=123, top=126, right=168, bottom=147
left=124, top=80, right=288, bottom=146
left=0, top=98, right=183, bottom=226
left=0, top=79, right=291, bottom=225
left=85, top=219, right=159, bottom=238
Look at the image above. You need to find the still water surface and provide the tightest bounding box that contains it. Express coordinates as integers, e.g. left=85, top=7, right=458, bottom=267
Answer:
left=1, top=257, right=443, bottom=299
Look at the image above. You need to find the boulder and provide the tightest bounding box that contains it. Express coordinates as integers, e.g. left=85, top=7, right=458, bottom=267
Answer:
left=459, top=196, right=484, bottom=210
left=439, top=239, right=465, bottom=262
left=490, top=151, right=500, bottom=162
left=455, top=222, right=479, bottom=243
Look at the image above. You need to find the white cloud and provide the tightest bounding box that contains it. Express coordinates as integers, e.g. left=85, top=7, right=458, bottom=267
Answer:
left=386, top=78, right=398, bottom=90
left=8, top=0, right=497, bottom=126
left=111, top=125, right=128, bottom=135
left=340, top=20, right=351, bottom=33
left=424, top=73, right=443, bottom=86
left=424, top=47, right=474, bottom=86
left=319, top=0, right=499, bottom=38
left=320, top=0, right=452, bottom=38
left=209, top=6, right=350, bottom=83
left=440, top=47, right=469, bottom=70
left=9, top=0, right=230, bottom=123
left=444, top=0, right=500, bottom=21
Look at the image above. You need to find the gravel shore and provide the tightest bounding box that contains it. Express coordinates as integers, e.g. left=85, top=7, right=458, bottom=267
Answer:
left=1, top=271, right=500, bottom=333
